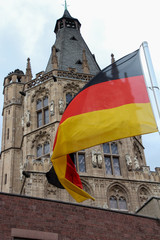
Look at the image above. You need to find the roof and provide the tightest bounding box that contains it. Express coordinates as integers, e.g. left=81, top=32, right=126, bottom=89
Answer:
left=45, top=10, right=100, bottom=75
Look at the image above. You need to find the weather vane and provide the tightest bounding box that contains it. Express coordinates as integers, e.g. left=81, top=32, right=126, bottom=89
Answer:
left=65, top=0, right=67, bottom=10
left=63, top=0, right=69, bottom=10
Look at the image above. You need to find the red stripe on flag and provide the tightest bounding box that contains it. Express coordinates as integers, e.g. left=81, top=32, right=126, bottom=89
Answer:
left=61, top=75, right=149, bottom=123
left=65, top=154, right=83, bottom=189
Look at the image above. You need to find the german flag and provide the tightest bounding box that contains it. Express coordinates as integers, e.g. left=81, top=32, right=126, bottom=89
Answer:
left=48, top=49, right=157, bottom=202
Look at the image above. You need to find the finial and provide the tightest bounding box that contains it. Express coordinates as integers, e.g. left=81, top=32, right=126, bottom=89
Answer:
left=65, top=0, right=67, bottom=10
left=25, top=57, right=32, bottom=82
left=111, top=53, right=115, bottom=64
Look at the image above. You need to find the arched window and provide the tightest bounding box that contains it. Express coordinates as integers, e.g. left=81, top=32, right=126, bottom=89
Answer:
left=44, top=142, right=50, bottom=155
left=36, top=97, right=49, bottom=127
left=109, top=196, right=127, bottom=210
left=37, top=145, right=42, bottom=158
left=73, top=150, right=86, bottom=173
left=119, top=196, right=127, bottom=210
left=36, top=142, right=50, bottom=158
left=66, top=93, right=73, bottom=106
left=108, top=185, right=128, bottom=211
left=139, top=186, right=150, bottom=206
left=37, top=99, right=42, bottom=110
left=109, top=196, right=118, bottom=209
left=103, top=142, right=121, bottom=176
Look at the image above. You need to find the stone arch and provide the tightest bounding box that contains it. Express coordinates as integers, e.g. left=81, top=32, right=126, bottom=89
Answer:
left=31, top=86, right=50, bottom=103
left=107, top=182, right=129, bottom=211
left=80, top=179, right=95, bottom=206
left=133, top=141, right=143, bottom=166
left=31, top=130, right=51, bottom=149
left=138, top=184, right=151, bottom=206
left=81, top=179, right=94, bottom=197
left=44, top=180, right=71, bottom=202
left=44, top=180, right=59, bottom=200
left=63, top=82, right=81, bottom=94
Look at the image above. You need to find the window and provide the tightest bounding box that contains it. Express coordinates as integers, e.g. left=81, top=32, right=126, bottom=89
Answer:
left=36, top=142, right=50, bottom=158
left=66, top=93, right=73, bottom=106
left=7, top=128, right=9, bottom=140
left=139, top=186, right=150, bottom=206
left=70, top=36, right=77, bottom=41
left=37, top=145, right=42, bottom=158
left=37, top=97, right=49, bottom=127
left=103, top=142, right=121, bottom=176
left=109, top=196, right=127, bottom=210
left=44, top=142, right=50, bottom=155
left=108, top=185, right=128, bottom=211
left=65, top=20, right=76, bottom=28
left=73, top=150, right=86, bottom=173
left=65, top=92, right=77, bottom=107
left=4, top=174, right=7, bottom=185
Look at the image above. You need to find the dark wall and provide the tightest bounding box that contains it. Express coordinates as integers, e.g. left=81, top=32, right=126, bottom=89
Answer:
left=0, top=193, right=160, bottom=240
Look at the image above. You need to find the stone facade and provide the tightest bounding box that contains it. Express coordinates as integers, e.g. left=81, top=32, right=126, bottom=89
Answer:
left=0, top=9, right=160, bottom=213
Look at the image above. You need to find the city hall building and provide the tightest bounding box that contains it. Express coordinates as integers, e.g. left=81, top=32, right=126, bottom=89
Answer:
left=0, top=7, right=160, bottom=215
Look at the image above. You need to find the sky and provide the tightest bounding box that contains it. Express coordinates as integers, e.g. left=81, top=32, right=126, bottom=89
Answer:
left=0, top=0, right=160, bottom=170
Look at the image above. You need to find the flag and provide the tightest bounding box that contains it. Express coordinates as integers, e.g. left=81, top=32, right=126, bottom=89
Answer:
left=49, top=49, right=157, bottom=202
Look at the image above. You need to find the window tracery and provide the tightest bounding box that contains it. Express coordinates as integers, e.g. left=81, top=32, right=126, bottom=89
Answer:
left=139, top=186, right=150, bottom=206
left=133, top=141, right=143, bottom=166
left=103, top=142, right=121, bottom=176
left=73, top=150, right=86, bottom=173
left=36, top=96, right=49, bottom=127
left=108, top=184, right=128, bottom=211
left=36, top=142, right=50, bottom=158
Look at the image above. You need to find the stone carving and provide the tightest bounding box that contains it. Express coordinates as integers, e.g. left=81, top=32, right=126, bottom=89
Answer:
left=57, top=70, right=93, bottom=81
left=31, top=131, right=50, bottom=148
left=50, top=100, right=55, bottom=116
left=142, top=166, right=150, bottom=174
left=103, top=202, right=108, bottom=209
left=63, top=81, right=80, bottom=93
left=21, top=116, right=24, bottom=127
left=125, top=154, right=132, bottom=171
left=26, top=110, right=31, bottom=127
left=134, top=156, right=140, bottom=170
left=139, top=187, right=149, bottom=205
left=31, top=86, right=49, bottom=103
left=97, top=154, right=103, bottom=168
left=47, top=187, right=57, bottom=196
left=91, top=151, right=97, bottom=168
left=59, top=98, right=64, bottom=115
left=92, top=151, right=103, bottom=168
left=27, top=72, right=52, bottom=89
left=32, top=174, right=43, bottom=183
left=20, top=163, right=23, bottom=180
left=155, top=167, right=160, bottom=175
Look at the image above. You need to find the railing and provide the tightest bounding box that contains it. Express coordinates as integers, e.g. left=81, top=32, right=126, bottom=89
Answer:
left=26, top=70, right=94, bottom=89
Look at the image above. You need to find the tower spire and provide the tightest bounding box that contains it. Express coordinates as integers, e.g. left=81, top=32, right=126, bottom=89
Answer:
left=65, top=0, right=67, bottom=10
left=25, top=58, right=32, bottom=82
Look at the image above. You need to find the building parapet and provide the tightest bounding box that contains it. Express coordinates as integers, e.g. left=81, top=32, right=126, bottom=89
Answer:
left=25, top=70, right=94, bottom=89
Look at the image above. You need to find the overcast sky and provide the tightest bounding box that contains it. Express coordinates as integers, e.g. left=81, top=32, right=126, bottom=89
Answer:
left=0, top=0, right=160, bottom=170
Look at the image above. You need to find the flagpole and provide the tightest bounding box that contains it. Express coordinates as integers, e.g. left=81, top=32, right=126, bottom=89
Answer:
left=142, top=41, right=160, bottom=122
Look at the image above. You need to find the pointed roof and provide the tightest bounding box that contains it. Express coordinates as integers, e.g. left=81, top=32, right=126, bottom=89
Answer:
left=63, top=9, right=72, bottom=18
left=45, top=10, right=100, bottom=75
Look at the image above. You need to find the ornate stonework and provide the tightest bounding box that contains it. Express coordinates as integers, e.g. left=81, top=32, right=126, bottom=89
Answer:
left=0, top=8, right=160, bottom=214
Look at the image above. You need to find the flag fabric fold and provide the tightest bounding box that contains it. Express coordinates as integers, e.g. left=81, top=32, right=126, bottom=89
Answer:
left=48, top=49, right=157, bottom=202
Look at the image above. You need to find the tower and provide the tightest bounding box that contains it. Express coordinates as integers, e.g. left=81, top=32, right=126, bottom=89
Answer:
left=1, top=69, right=25, bottom=193
left=0, top=8, right=160, bottom=212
